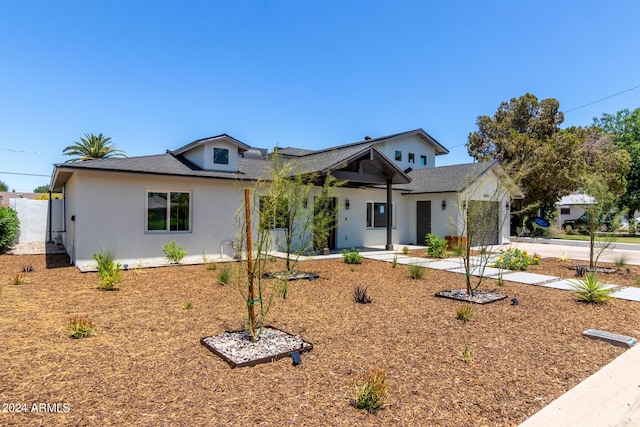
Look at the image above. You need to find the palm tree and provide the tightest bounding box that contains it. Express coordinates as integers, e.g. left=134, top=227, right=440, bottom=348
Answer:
left=63, top=133, right=126, bottom=162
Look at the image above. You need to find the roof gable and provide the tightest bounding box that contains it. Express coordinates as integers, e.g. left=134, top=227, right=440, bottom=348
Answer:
left=172, top=134, right=250, bottom=155
left=398, top=161, right=523, bottom=197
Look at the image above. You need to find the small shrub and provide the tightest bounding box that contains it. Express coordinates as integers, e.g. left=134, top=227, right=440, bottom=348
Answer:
left=278, top=279, right=288, bottom=299
left=408, top=264, right=425, bottom=280
left=353, top=286, right=372, bottom=304
left=424, top=233, right=447, bottom=258
left=68, top=315, right=94, bottom=339
left=456, top=304, right=474, bottom=322
left=614, top=254, right=629, bottom=268
left=352, top=367, right=388, bottom=413
left=93, top=250, right=122, bottom=290
left=163, top=240, right=186, bottom=264
left=183, top=301, right=194, bottom=310
left=342, top=248, right=363, bottom=264
left=10, top=273, right=27, bottom=286
left=461, top=341, right=473, bottom=365
left=391, top=254, right=397, bottom=268
left=21, top=264, right=34, bottom=273
left=206, top=262, right=217, bottom=271
left=217, top=266, right=231, bottom=285
left=493, top=248, right=541, bottom=271
left=569, top=272, right=615, bottom=304
left=402, top=246, right=409, bottom=255
left=557, top=252, right=569, bottom=262
left=451, top=243, right=465, bottom=257
left=0, top=207, right=20, bottom=254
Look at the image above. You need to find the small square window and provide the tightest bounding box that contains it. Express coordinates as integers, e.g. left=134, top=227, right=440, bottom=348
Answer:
left=395, top=150, right=402, bottom=161
left=560, top=207, right=570, bottom=215
left=420, top=155, right=427, bottom=166
left=213, top=147, right=229, bottom=165
left=408, top=153, right=415, bottom=163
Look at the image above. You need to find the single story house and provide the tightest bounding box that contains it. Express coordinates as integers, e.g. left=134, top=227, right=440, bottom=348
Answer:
left=50, top=129, right=523, bottom=267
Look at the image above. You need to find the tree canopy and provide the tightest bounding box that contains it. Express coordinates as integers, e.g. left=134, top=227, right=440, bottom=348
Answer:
left=466, top=93, right=630, bottom=215
left=0, top=180, right=7, bottom=192
left=63, top=133, right=126, bottom=162
left=593, top=108, right=640, bottom=215
left=33, top=185, right=50, bottom=193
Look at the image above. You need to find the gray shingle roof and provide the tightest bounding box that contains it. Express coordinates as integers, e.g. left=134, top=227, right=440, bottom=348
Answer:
left=397, top=161, right=499, bottom=194
left=51, top=153, right=272, bottom=191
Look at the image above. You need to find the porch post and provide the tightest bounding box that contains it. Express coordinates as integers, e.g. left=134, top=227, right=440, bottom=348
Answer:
left=386, top=178, right=393, bottom=250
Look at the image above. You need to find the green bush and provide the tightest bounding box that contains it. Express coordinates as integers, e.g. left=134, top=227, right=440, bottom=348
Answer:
left=163, top=240, right=186, bottom=264
left=0, top=207, right=20, bottom=254
left=493, top=248, right=541, bottom=271
left=408, top=264, right=425, bottom=280
left=217, top=266, right=231, bottom=285
left=353, top=367, right=389, bottom=413
left=68, top=315, right=94, bottom=339
left=424, top=233, right=447, bottom=258
left=342, top=248, right=363, bottom=264
left=93, top=250, right=122, bottom=290
left=456, top=304, right=474, bottom=321
left=570, top=272, right=615, bottom=304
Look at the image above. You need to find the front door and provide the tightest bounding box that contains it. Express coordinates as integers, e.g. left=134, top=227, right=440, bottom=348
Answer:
left=416, top=201, right=431, bottom=246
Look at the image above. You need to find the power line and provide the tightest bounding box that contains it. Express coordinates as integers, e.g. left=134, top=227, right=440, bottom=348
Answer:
left=0, top=147, right=63, bottom=156
left=565, top=84, right=640, bottom=113
left=0, top=171, right=51, bottom=177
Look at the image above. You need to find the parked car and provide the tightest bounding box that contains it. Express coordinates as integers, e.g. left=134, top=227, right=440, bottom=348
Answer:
left=563, top=213, right=613, bottom=231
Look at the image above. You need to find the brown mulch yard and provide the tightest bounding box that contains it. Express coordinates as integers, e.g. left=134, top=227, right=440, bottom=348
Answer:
left=2, top=253, right=640, bottom=426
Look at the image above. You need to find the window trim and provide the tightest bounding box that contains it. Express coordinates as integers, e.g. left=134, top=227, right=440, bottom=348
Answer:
left=145, top=190, right=192, bottom=233
left=408, top=153, right=415, bottom=163
left=394, top=150, right=402, bottom=161
left=366, top=202, right=396, bottom=229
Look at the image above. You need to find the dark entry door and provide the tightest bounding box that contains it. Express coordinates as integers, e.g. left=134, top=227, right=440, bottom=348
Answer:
left=416, top=201, right=431, bottom=245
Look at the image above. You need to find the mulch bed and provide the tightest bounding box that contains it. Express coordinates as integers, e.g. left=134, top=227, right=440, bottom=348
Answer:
left=2, top=253, right=640, bottom=425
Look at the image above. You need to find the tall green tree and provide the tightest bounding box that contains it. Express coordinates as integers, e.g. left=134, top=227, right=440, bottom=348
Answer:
left=0, top=180, right=8, bottom=192
left=593, top=108, right=640, bottom=225
left=33, top=185, right=49, bottom=193
left=63, top=133, right=126, bottom=162
left=466, top=94, right=633, bottom=227
left=467, top=93, right=584, bottom=212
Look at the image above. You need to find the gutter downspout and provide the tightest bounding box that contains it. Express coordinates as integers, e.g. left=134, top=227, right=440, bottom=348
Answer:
left=385, top=178, right=393, bottom=250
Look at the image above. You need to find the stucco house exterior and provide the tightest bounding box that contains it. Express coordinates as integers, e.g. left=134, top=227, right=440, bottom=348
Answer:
left=50, top=129, right=523, bottom=267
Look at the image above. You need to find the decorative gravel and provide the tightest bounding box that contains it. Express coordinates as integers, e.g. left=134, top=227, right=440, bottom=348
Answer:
left=201, top=327, right=313, bottom=368
left=263, top=270, right=320, bottom=280
left=435, top=288, right=508, bottom=304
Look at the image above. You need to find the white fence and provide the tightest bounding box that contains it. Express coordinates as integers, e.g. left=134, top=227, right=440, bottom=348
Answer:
left=9, top=198, right=63, bottom=244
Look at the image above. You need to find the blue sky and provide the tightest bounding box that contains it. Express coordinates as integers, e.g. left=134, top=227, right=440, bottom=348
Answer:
left=1, top=1, right=638, bottom=192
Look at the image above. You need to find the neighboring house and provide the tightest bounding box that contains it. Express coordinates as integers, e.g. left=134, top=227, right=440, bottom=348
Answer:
left=0, top=191, right=40, bottom=207
left=556, top=192, right=597, bottom=228
left=50, top=129, right=523, bottom=267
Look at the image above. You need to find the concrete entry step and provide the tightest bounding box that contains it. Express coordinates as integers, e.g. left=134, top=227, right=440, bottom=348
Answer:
left=582, top=329, right=638, bottom=348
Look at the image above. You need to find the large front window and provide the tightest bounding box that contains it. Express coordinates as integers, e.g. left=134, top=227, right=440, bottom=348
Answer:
left=147, top=191, right=191, bottom=232
left=366, top=202, right=395, bottom=228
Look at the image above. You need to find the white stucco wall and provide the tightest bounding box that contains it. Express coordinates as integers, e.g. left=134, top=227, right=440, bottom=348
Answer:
left=9, top=198, right=47, bottom=243
left=68, top=170, right=244, bottom=266
left=402, top=193, right=460, bottom=245
left=375, top=134, right=437, bottom=170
